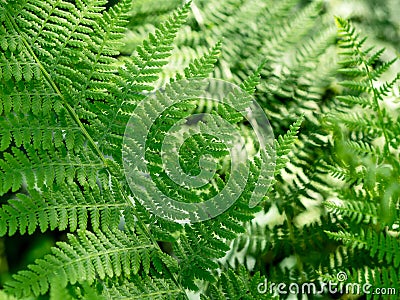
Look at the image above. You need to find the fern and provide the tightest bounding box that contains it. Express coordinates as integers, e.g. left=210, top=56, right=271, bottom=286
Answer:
left=5, top=228, right=161, bottom=298
left=322, top=17, right=400, bottom=299
left=0, top=0, right=192, bottom=297
left=1, top=0, right=399, bottom=299
left=201, top=265, right=277, bottom=299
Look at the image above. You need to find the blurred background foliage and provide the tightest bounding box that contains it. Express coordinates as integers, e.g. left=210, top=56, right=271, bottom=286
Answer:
left=121, top=0, right=399, bottom=83
left=0, top=0, right=399, bottom=297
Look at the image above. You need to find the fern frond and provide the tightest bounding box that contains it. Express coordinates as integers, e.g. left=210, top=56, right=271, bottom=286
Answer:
left=176, top=41, right=221, bottom=80
left=203, top=265, right=277, bottom=300
left=1, top=1, right=192, bottom=298
left=335, top=95, right=372, bottom=108
left=345, top=140, right=382, bottom=158
left=328, top=111, right=382, bottom=136
left=95, top=3, right=191, bottom=159
left=3, top=0, right=398, bottom=299
left=0, top=143, right=103, bottom=196
left=274, top=115, right=304, bottom=174
left=377, top=73, right=400, bottom=100
left=0, top=178, right=127, bottom=236
left=350, top=266, right=400, bottom=300
left=120, top=3, right=190, bottom=90
left=335, top=17, right=399, bottom=154
left=324, top=199, right=379, bottom=225
left=4, top=228, right=158, bottom=298
left=0, top=111, right=83, bottom=152
left=101, top=275, right=186, bottom=299
left=325, top=229, right=400, bottom=268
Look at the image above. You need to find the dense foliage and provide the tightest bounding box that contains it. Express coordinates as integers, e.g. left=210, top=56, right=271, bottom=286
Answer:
left=0, top=0, right=399, bottom=299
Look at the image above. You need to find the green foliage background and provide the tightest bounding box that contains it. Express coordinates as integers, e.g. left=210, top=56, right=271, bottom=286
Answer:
left=0, top=0, right=399, bottom=299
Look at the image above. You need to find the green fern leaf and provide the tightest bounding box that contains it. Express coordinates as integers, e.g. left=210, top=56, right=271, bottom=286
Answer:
left=4, top=228, right=156, bottom=298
